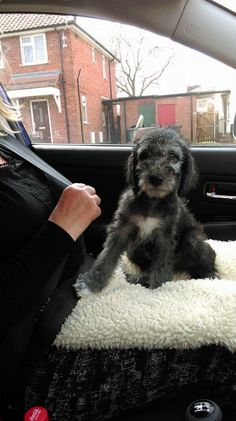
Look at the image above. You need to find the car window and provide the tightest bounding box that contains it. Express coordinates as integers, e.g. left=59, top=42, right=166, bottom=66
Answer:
left=212, top=0, right=236, bottom=13
left=0, top=12, right=236, bottom=145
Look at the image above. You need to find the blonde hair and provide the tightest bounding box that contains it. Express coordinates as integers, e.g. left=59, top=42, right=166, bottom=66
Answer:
left=0, top=95, right=21, bottom=136
left=0, top=42, right=22, bottom=135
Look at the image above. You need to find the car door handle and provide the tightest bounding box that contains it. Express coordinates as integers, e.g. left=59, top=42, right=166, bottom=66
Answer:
left=205, top=182, right=236, bottom=201
left=206, top=192, right=236, bottom=200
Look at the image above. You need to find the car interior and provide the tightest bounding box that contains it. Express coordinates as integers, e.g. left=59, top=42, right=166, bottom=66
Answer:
left=1, top=0, right=236, bottom=419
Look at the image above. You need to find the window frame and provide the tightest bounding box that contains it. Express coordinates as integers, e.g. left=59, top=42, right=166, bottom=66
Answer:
left=0, top=12, right=234, bottom=146
left=102, top=55, right=107, bottom=79
left=20, top=33, right=48, bottom=66
left=92, top=46, right=96, bottom=63
left=81, top=95, right=88, bottom=124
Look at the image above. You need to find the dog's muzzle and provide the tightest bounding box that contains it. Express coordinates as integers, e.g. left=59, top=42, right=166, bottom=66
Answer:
left=148, top=175, right=164, bottom=186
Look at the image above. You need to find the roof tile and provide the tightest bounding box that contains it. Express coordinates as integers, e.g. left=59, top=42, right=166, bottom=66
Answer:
left=0, top=13, right=74, bottom=34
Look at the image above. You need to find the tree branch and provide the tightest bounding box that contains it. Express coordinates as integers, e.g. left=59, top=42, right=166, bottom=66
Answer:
left=112, top=29, right=174, bottom=97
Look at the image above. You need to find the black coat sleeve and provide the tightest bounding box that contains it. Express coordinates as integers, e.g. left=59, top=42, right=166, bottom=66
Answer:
left=0, top=221, right=75, bottom=333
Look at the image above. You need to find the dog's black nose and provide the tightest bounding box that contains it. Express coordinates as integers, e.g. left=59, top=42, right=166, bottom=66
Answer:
left=149, top=175, right=163, bottom=186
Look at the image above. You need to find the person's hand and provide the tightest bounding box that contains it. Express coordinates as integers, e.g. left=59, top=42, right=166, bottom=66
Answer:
left=48, top=183, right=101, bottom=241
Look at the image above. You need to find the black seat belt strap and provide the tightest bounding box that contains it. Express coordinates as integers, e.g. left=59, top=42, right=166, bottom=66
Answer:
left=0, top=136, right=71, bottom=187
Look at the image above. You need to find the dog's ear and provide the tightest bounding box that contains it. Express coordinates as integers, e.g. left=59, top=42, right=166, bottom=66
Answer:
left=178, top=146, right=198, bottom=196
left=166, top=124, right=182, bottom=135
left=126, top=147, right=139, bottom=193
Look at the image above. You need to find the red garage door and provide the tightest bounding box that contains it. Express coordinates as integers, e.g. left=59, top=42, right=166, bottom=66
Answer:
left=158, top=104, right=176, bottom=126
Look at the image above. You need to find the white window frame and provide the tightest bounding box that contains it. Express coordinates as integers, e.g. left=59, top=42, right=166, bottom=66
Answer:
left=20, top=33, right=48, bottom=66
left=102, top=111, right=106, bottom=127
left=98, top=131, right=103, bottom=143
left=102, top=55, right=107, bottom=79
left=81, top=95, right=88, bottom=123
left=92, top=46, right=96, bottom=63
left=90, top=131, right=96, bottom=143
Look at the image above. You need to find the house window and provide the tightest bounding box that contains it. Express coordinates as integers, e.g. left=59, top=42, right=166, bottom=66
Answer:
left=102, top=111, right=106, bottom=127
left=98, top=131, right=103, bottom=143
left=20, top=34, right=47, bottom=65
left=81, top=95, right=88, bottom=123
left=92, top=46, right=96, bottom=63
left=102, top=55, right=107, bottom=79
left=226, top=102, right=230, bottom=120
left=90, top=131, right=96, bottom=143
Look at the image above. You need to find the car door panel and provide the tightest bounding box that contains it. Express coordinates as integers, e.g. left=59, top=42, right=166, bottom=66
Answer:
left=34, top=144, right=236, bottom=254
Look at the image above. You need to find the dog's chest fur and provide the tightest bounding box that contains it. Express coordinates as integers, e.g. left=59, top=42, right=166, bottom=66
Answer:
left=135, top=216, right=161, bottom=239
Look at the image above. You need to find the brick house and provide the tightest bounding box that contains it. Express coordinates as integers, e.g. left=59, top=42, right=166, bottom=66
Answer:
left=103, top=90, right=230, bottom=144
left=0, top=14, right=117, bottom=143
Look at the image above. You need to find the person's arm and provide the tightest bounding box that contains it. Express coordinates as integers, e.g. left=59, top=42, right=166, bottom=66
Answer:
left=0, top=183, right=101, bottom=332
left=0, top=221, right=74, bottom=324
left=48, top=183, right=101, bottom=241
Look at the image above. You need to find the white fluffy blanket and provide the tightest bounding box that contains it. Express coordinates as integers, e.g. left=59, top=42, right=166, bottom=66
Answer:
left=55, top=240, right=236, bottom=352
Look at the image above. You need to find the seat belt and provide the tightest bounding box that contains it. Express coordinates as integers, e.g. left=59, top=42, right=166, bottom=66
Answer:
left=0, top=135, right=71, bottom=187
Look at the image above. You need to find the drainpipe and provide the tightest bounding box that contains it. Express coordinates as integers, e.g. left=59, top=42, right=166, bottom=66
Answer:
left=124, top=100, right=127, bottom=143
left=108, top=58, right=114, bottom=99
left=56, top=28, right=71, bottom=143
left=77, top=69, right=85, bottom=144
left=108, top=58, right=115, bottom=141
left=190, top=94, right=193, bottom=143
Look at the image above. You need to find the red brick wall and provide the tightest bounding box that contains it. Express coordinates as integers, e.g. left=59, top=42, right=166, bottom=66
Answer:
left=118, top=96, right=197, bottom=143
left=119, top=98, right=155, bottom=142
left=1, top=26, right=116, bottom=144
left=68, top=29, right=116, bottom=143
left=157, top=96, right=195, bottom=142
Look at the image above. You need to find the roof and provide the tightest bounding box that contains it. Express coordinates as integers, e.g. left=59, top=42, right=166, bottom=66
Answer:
left=0, top=13, right=74, bottom=33
left=103, top=90, right=231, bottom=103
left=6, top=79, right=59, bottom=91
left=0, top=13, right=118, bottom=61
left=6, top=69, right=61, bottom=91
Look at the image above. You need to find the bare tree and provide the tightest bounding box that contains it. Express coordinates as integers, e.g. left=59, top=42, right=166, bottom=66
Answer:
left=111, top=29, right=174, bottom=97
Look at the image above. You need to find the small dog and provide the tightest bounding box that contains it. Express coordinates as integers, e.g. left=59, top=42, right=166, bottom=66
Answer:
left=75, top=127, right=217, bottom=294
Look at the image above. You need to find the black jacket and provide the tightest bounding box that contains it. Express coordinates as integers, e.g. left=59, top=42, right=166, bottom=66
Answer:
left=0, top=140, right=86, bottom=406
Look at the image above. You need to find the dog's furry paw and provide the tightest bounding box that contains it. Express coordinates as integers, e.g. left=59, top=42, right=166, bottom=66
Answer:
left=125, top=273, right=149, bottom=287
left=74, top=275, right=93, bottom=297
left=74, top=271, right=107, bottom=297
left=74, top=272, right=101, bottom=297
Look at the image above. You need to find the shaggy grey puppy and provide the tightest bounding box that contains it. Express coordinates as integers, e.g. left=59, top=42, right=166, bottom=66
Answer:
left=75, top=127, right=217, bottom=294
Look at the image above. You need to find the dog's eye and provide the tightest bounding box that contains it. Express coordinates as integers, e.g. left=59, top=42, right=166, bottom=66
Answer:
left=168, top=152, right=179, bottom=162
left=139, top=151, right=149, bottom=161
